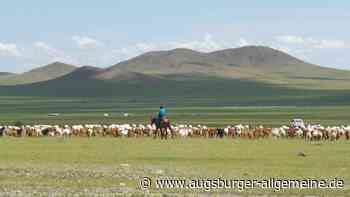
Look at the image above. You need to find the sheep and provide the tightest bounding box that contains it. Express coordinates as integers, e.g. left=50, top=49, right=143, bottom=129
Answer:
left=272, top=128, right=281, bottom=138
left=0, top=126, right=4, bottom=137
left=1, top=122, right=350, bottom=140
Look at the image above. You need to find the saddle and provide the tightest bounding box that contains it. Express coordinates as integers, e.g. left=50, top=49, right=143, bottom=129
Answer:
left=156, top=117, right=169, bottom=126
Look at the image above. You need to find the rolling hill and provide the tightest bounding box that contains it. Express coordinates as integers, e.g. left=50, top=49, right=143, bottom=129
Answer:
left=0, top=46, right=350, bottom=105
left=0, top=72, right=14, bottom=76
left=2, top=46, right=350, bottom=89
left=0, top=62, right=77, bottom=85
left=103, top=46, right=350, bottom=89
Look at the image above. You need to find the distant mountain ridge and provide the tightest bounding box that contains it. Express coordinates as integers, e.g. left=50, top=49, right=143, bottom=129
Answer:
left=100, top=46, right=350, bottom=89
left=0, top=62, right=77, bottom=85
left=0, top=72, right=14, bottom=76
left=108, top=46, right=308, bottom=74
left=208, top=46, right=307, bottom=67
left=1, top=45, right=350, bottom=105
left=1, top=46, right=350, bottom=90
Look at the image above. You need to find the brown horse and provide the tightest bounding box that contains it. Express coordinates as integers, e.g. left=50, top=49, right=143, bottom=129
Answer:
left=151, top=117, right=174, bottom=139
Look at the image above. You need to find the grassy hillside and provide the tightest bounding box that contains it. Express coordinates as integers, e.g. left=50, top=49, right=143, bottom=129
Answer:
left=104, top=46, right=350, bottom=89
left=1, top=68, right=350, bottom=106
left=0, top=46, right=350, bottom=104
left=0, top=62, right=77, bottom=85
left=0, top=72, right=14, bottom=76
left=1, top=46, right=350, bottom=90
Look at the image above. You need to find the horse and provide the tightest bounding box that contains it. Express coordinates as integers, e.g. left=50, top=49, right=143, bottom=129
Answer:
left=151, top=117, right=174, bottom=139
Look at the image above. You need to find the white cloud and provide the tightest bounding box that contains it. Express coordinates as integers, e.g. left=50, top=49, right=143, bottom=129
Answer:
left=0, top=42, right=21, bottom=57
left=167, top=33, right=234, bottom=52
left=238, top=38, right=249, bottom=47
left=135, top=43, right=157, bottom=51
left=34, top=41, right=79, bottom=64
left=276, top=35, right=348, bottom=49
left=303, top=37, right=347, bottom=49
left=199, top=33, right=223, bottom=51
left=271, top=45, right=291, bottom=53
left=34, top=42, right=49, bottom=48
left=314, top=39, right=346, bottom=49
left=276, top=35, right=305, bottom=45
left=72, top=36, right=101, bottom=49
left=34, top=42, right=62, bottom=56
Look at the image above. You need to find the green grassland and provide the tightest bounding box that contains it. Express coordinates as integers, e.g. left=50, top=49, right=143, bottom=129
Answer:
left=0, top=138, right=349, bottom=196
left=1, top=95, right=350, bottom=196
left=0, top=96, right=349, bottom=126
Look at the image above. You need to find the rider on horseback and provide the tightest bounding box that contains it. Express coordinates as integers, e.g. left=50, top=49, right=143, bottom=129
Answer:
left=158, top=105, right=166, bottom=120
left=151, top=105, right=174, bottom=139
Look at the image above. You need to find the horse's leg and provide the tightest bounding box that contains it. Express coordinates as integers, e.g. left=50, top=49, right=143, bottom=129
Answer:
left=160, top=128, right=163, bottom=139
left=153, top=128, right=157, bottom=139
left=163, top=128, right=166, bottom=140
left=165, top=127, right=168, bottom=140
left=162, top=128, right=166, bottom=140
left=168, top=124, right=175, bottom=139
left=159, top=128, right=162, bottom=139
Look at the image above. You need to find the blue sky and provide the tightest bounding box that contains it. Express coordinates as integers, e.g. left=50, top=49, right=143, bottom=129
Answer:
left=0, top=0, right=349, bottom=72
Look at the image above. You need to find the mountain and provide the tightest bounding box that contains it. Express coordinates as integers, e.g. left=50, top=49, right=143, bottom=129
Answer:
left=103, top=48, right=209, bottom=75
left=0, top=72, right=14, bottom=76
left=2, top=46, right=349, bottom=89
left=208, top=46, right=307, bottom=67
left=101, top=46, right=350, bottom=89
left=0, top=62, right=77, bottom=85
left=1, top=46, right=350, bottom=105
left=1, top=68, right=349, bottom=106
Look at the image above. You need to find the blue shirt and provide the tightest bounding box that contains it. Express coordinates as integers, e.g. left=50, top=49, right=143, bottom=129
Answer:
left=159, top=108, right=166, bottom=118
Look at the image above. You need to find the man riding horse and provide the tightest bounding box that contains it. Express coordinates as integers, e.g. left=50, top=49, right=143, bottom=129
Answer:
left=158, top=105, right=166, bottom=122
left=151, top=105, right=174, bottom=139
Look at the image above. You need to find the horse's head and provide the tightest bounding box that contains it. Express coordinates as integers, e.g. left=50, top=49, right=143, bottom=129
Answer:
left=150, top=116, right=156, bottom=125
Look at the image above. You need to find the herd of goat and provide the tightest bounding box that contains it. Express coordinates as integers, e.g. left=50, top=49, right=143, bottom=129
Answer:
left=1, top=123, right=350, bottom=141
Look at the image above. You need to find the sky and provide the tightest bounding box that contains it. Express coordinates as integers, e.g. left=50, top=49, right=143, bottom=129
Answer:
left=0, top=0, right=349, bottom=73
